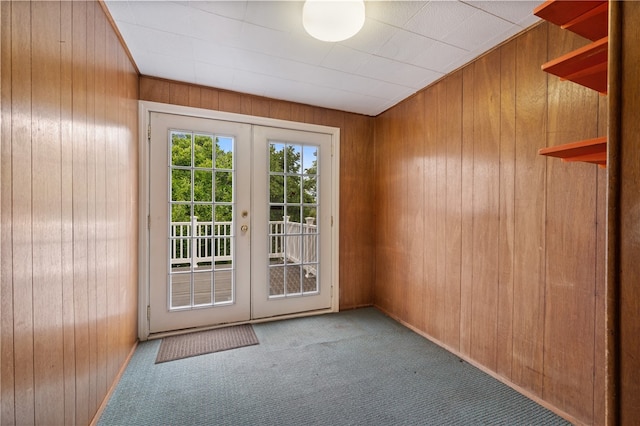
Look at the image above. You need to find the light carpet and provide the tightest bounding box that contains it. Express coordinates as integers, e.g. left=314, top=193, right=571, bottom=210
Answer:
left=98, top=308, right=570, bottom=425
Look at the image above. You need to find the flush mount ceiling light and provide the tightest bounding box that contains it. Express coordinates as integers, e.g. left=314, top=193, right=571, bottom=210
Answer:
left=302, top=0, right=365, bottom=42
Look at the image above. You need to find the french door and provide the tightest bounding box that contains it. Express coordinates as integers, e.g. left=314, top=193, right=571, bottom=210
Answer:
left=251, top=126, right=333, bottom=319
left=147, top=112, right=334, bottom=334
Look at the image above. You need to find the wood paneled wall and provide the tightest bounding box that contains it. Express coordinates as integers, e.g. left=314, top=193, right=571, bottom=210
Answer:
left=610, top=3, right=640, bottom=424
left=374, top=22, right=607, bottom=425
left=0, top=1, right=139, bottom=424
left=139, top=76, right=376, bottom=311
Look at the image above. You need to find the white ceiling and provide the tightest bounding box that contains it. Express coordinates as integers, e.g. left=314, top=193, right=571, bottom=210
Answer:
left=104, top=0, right=544, bottom=116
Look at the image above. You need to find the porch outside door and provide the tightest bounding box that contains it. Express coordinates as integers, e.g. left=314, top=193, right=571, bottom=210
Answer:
left=148, top=112, right=333, bottom=334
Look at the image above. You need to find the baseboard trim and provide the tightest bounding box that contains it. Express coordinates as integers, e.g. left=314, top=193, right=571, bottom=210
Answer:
left=89, top=340, right=139, bottom=426
left=339, top=303, right=374, bottom=311
left=373, top=305, right=585, bottom=426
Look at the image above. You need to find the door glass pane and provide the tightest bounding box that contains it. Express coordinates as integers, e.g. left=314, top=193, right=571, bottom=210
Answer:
left=286, top=176, right=301, bottom=203
left=171, top=169, right=191, bottom=202
left=268, top=141, right=320, bottom=299
left=170, top=272, right=191, bottom=308
left=169, top=130, right=235, bottom=309
left=193, top=271, right=213, bottom=305
left=270, top=175, right=284, bottom=203
left=194, top=134, right=213, bottom=168
left=194, top=170, right=213, bottom=202
left=170, top=204, right=191, bottom=271
left=286, top=144, right=302, bottom=173
left=270, top=143, right=285, bottom=172
left=171, top=133, right=191, bottom=166
left=214, top=269, right=233, bottom=303
left=215, top=172, right=233, bottom=202
left=215, top=204, right=232, bottom=222
left=193, top=204, right=213, bottom=225
left=216, top=137, right=234, bottom=169
left=269, top=265, right=285, bottom=297
left=285, top=264, right=302, bottom=294
left=303, top=176, right=317, bottom=205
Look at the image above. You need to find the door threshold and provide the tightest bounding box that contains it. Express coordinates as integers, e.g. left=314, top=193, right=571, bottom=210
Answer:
left=147, top=307, right=336, bottom=340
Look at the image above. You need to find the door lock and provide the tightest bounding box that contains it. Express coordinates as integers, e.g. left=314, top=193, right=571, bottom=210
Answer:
left=241, top=224, right=249, bottom=232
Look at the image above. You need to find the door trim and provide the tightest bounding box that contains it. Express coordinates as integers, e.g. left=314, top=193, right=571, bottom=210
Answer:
left=138, top=101, right=340, bottom=340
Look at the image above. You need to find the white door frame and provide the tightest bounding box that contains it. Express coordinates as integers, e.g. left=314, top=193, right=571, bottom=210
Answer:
left=137, top=101, right=340, bottom=340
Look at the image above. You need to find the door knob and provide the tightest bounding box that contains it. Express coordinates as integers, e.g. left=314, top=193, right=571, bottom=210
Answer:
left=241, top=224, right=248, bottom=232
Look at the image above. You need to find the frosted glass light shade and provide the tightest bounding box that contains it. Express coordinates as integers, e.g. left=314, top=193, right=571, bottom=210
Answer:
left=302, top=0, right=365, bottom=42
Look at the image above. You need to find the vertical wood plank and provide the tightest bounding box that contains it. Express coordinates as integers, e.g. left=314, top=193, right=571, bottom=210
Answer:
left=31, top=2, right=65, bottom=423
left=122, top=45, right=138, bottom=359
left=86, top=1, right=98, bottom=415
left=422, top=86, right=438, bottom=338
left=71, top=2, right=90, bottom=423
left=269, top=100, right=291, bottom=121
left=607, top=7, right=622, bottom=424
left=118, top=46, right=128, bottom=365
left=93, top=5, right=109, bottom=404
left=593, top=93, right=607, bottom=426
left=0, top=1, right=15, bottom=423
left=610, top=5, right=640, bottom=423
left=239, top=95, right=252, bottom=115
left=512, top=22, right=547, bottom=395
left=372, top=114, right=385, bottom=309
left=188, top=85, right=201, bottom=108
left=434, top=82, right=447, bottom=341
left=200, top=87, right=219, bottom=111
left=372, top=116, right=384, bottom=309
left=470, top=49, right=501, bottom=370
left=497, top=40, right=516, bottom=379
left=251, top=97, right=270, bottom=118
left=169, top=82, right=189, bottom=106
left=443, top=72, right=463, bottom=350
left=219, top=91, right=242, bottom=113
left=404, top=93, right=425, bottom=329
left=459, top=65, right=475, bottom=356
left=126, top=59, right=139, bottom=348
left=105, top=27, right=120, bottom=385
left=291, top=104, right=314, bottom=124
left=0, top=1, right=3, bottom=421
left=356, top=114, right=374, bottom=307
left=10, top=2, right=35, bottom=424
left=139, top=76, right=169, bottom=103
left=60, top=1, right=76, bottom=424
left=386, top=106, right=404, bottom=318
left=391, top=105, right=408, bottom=321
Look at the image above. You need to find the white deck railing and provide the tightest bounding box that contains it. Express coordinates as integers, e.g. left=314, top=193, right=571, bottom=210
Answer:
left=171, top=216, right=317, bottom=276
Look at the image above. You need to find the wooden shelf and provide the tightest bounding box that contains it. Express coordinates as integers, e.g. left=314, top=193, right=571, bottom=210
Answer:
left=535, top=0, right=608, bottom=167
left=561, top=2, right=608, bottom=41
left=534, top=0, right=606, bottom=27
left=538, top=136, right=607, bottom=167
left=541, top=36, right=608, bottom=94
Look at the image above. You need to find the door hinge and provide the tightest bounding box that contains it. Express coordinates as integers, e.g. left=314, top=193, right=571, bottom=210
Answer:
left=147, top=123, right=151, bottom=142
left=147, top=215, right=151, bottom=230
left=331, top=216, right=334, bottom=227
left=147, top=305, right=150, bottom=321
